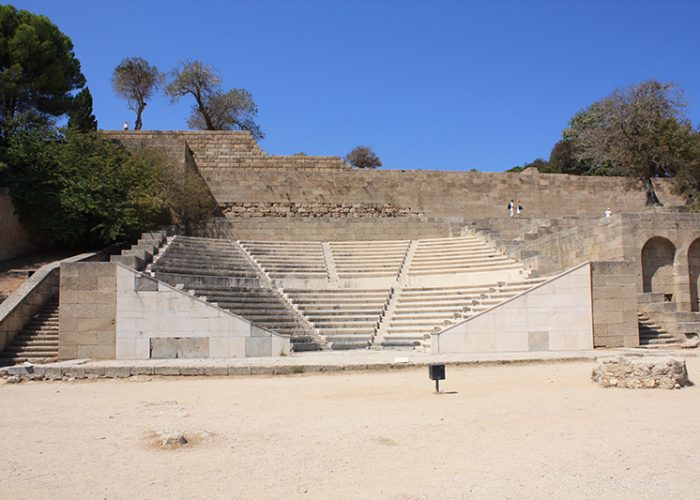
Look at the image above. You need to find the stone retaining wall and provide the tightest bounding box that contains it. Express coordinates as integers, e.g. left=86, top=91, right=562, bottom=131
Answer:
left=202, top=216, right=459, bottom=241
left=104, top=130, right=685, bottom=221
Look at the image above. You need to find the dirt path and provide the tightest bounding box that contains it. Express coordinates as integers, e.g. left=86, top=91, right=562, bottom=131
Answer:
left=1, top=359, right=699, bottom=499
left=0, top=251, right=76, bottom=303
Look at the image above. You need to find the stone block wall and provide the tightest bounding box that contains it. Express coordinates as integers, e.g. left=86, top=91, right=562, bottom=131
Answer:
left=203, top=216, right=459, bottom=241
left=103, top=131, right=348, bottom=171
left=515, top=216, right=626, bottom=274
left=0, top=188, right=41, bottom=262
left=590, top=261, right=639, bottom=348
left=104, top=130, right=686, bottom=222
left=59, top=262, right=117, bottom=360
left=201, top=167, right=684, bottom=220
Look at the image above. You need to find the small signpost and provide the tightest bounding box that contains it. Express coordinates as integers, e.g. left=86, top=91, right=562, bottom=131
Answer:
left=428, top=363, right=445, bottom=393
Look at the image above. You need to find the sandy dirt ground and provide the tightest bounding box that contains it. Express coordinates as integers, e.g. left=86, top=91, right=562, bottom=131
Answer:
left=1, top=359, right=699, bottom=499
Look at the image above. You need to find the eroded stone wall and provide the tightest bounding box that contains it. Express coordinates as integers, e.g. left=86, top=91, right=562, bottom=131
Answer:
left=222, top=201, right=421, bottom=218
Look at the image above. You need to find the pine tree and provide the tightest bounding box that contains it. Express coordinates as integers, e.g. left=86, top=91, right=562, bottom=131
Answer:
left=68, top=87, right=97, bottom=132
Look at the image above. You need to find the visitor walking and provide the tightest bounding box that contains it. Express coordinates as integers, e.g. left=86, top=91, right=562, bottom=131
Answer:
left=122, top=121, right=129, bottom=131
left=516, top=200, right=523, bottom=217
left=605, top=208, right=612, bottom=218
left=508, top=199, right=514, bottom=217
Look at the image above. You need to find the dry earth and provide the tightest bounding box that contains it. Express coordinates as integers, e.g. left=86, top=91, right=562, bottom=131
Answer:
left=0, top=251, right=74, bottom=303
left=1, top=359, right=699, bottom=499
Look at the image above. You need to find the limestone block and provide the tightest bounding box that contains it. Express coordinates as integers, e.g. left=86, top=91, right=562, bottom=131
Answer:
left=245, top=336, right=272, bottom=357
left=592, top=356, right=688, bottom=389
left=105, top=366, right=131, bottom=378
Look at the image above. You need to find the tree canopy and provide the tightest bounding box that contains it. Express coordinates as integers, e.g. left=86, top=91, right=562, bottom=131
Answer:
left=564, top=80, right=697, bottom=205
left=345, top=146, right=382, bottom=169
left=67, top=86, right=97, bottom=132
left=0, top=5, right=85, bottom=142
left=165, top=60, right=263, bottom=139
left=112, top=57, right=162, bottom=130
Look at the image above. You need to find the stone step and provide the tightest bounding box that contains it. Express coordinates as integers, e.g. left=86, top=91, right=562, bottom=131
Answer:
left=306, top=314, right=379, bottom=326
left=409, top=261, right=514, bottom=270
left=411, top=254, right=508, bottom=263
left=336, top=272, right=398, bottom=277
left=195, top=293, right=282, bottom=302
left=153, top=266, right=257, bottom=277
left=285, top=288, right=389, bottom=294
left=267, top=272, right=328, bottom=277
left=396, top=303, right=470, bottom=311
left=408, top=264, right=523, bottom=276
left=317, top=327, right=376, bottom=335
left=302, top=310, right=383, bottom=317
left=397, top=294, right=485, bottom=302
left=387, top=326, right=444, bottom=335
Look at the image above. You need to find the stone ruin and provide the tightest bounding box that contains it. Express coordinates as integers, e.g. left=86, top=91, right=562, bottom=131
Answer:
left=592, top=356, right=689, bottom=389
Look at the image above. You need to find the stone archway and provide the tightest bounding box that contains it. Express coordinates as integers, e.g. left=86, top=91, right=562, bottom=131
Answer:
left=689, top=238, right=700, bottom=312
left=641, top=237, right=676, bottom=297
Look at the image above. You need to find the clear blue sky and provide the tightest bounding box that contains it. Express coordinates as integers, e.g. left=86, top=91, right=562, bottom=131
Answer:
left=10, top=0, right=700, bottom=171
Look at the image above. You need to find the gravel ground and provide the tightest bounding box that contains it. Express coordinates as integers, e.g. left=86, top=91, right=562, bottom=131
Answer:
left=1, top=359, right=698, bottom=499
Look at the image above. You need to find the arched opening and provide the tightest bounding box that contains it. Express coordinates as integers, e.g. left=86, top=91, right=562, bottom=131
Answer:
left=641, top=237, right=676, bottom=297
left=689, top=238, right=700, bottom=312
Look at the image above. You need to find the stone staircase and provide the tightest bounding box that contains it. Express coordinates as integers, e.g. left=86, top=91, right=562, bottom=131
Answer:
left=189, top=285, right=321, bottom=352
left=637, top=312, right=681, bottom=347
left=330, top=240, right=410, bottom=279
left=152, top=235, right=320, bottom=352
left=464, top=216, right=596, bottom=274
left=637, top=293, right=700, bottom=348
left=0, top=298, right=59, bottom=365
left=153, top=236, right=259, bottom=287
left=407, top=235, right=526, bottom=277
left=284, top=288, right=391, bottom=349
left=239, top=241, right=328, bottom=280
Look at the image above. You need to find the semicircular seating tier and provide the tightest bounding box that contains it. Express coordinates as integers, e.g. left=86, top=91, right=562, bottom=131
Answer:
left=148, top=233, right=546, bottom=351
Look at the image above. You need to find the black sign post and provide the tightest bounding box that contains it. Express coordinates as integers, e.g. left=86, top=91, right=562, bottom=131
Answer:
left=428, top=363, right=445, bottom=393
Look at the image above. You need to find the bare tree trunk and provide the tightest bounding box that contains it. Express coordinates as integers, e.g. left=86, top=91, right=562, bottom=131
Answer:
left=193, top=92, right=214, bottom=130
left=644, top=177, right=663, bottom=206
left=135, top=103, right=144, bottom=130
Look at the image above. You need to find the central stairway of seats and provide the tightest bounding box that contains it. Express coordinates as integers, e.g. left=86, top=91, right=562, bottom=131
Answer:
left=284, top=288, right=391, bottom=349
left=148, top=232, right=545, bottom=351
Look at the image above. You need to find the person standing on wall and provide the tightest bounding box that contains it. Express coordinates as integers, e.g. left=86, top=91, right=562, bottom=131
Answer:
left=508, top=199, right=514, bottom=217
left=516, top=200, right=523, bottom=217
